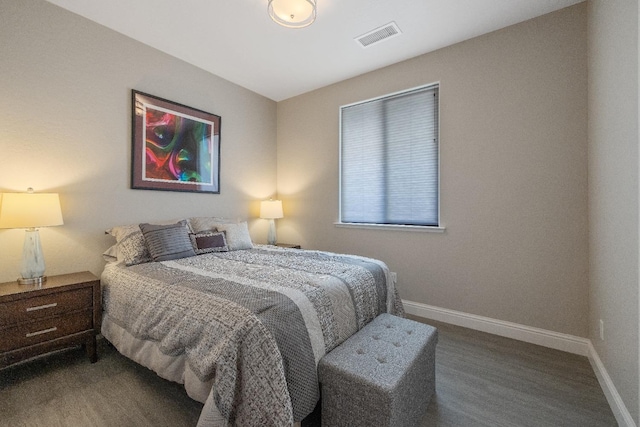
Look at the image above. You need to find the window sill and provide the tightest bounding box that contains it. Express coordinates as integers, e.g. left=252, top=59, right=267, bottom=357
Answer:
left=334, top=222, right=446, bottom=233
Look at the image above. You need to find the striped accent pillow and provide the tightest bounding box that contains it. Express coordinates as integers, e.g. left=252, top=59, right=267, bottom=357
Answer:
left=139, top=220, right=196, bottom=261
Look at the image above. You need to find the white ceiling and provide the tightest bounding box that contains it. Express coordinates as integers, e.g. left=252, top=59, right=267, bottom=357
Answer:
left=45, top=0, right=584, bottom=102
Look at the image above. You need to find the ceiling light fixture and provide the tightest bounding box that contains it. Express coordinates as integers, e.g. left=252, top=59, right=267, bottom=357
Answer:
left=268, top=0, right=316, bottom=29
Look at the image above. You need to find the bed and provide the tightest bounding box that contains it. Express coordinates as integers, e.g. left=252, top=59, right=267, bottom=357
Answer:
left=101, top=217, right=403, bottom=427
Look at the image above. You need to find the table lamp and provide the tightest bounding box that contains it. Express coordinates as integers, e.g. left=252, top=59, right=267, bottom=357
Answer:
left=0, top=188, right=64, bottom=285
left=260, top=199, right=284, bottom=245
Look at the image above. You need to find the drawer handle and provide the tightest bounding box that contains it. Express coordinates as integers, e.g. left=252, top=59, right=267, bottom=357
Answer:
left=26, top=303, right=58, bottom=312
left=26, top=327, right=58, bottom=338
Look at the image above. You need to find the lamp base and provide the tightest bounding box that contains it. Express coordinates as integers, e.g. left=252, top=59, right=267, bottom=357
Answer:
left=267, top=219, right=277, bottom=245
left=19, top=229, right=47, bottom=286
left=17, top=275, right=47, bottom=286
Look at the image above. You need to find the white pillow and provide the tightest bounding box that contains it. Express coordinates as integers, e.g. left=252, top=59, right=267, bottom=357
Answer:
left=106, top=224, right=152, bottom=265
left=188, top=217, right=240, bottom=233
left=102, top=245, right=118, bottom=263
left=216, top=222, right=253, bottom=251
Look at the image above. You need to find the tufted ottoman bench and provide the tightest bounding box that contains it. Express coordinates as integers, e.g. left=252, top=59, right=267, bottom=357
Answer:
left=318, top=313, right=438, bottom=427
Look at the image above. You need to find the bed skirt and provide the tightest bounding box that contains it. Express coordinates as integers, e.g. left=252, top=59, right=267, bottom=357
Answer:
left=102, top=314, right=226, bottom=425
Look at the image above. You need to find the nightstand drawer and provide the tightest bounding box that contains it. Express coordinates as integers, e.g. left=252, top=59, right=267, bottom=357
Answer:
left=0, top=287, right=93, bottom=326
left=0, top=309, right=93, bottom=352
left=0, top=272, right=100, bottom=368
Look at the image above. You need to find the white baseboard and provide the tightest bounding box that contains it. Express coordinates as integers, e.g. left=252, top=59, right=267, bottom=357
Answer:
left=402, top=299, right=590, bottom=355
left=588, top=342, right=638, bottom=427
left=402, top=299, right=637, bottom=427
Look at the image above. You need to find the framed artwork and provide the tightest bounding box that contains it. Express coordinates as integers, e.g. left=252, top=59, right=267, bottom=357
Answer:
left=131, top=90, right=221, bottom=193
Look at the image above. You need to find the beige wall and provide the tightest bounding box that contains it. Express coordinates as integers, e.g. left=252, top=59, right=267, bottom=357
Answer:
left=277, top=5, right=589, bottom=336
left=0, top=0, right=277, bottom=283
left=2, top=0, right=638, bottom=422
left=588, top=0, right=639, bottom=423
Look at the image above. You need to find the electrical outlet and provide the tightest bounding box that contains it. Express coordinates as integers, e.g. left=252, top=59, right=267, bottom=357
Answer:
left=599, top=319, right=604, bottom=341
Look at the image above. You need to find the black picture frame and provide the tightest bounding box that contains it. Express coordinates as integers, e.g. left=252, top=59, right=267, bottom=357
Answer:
left=131, top=90, right=221, bottom=193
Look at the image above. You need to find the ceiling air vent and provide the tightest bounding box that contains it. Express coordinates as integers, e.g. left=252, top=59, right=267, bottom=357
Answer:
left=355, top=22, right=402, bottom=48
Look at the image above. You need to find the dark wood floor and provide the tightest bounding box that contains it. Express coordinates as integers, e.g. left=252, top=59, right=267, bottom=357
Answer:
left=413, top=318, right=616, bottom=427
left=0, top=317, right=616, bottom=427
left=0, top=340, right=202, bottom=427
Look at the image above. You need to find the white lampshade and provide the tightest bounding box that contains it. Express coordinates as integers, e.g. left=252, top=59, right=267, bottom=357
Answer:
left=0, top=192, right=64, bottom=229
left=260, top=200, right=284, bottom=219
left=268, top=0, right=316, bottom=28
left=0, top=190, right=64, bottom=285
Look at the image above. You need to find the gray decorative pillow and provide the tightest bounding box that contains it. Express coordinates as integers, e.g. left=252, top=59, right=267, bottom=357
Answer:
left=139, top=220, right=196, bottom=261
left=216, top=221, right=253, bottom=251
left=190, top=231, right=229, bottom=254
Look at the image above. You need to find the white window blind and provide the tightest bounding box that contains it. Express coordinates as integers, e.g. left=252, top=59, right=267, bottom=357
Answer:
left=340, top=84, right=439, bottom=227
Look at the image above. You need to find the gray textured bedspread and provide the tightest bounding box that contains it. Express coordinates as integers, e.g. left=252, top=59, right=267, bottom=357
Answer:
left=101, top=246, right=403, bottom=426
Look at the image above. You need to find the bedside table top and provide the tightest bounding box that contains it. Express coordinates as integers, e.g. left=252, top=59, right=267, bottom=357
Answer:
left=0, top=271, right=99, bottom=299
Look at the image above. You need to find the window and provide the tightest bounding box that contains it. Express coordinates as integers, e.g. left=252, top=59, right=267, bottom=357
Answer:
left=339, top=83, right=440, bottom=228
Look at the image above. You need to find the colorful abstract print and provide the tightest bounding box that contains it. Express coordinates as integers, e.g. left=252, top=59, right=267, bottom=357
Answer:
left=144, top=107, right=214, bottom=184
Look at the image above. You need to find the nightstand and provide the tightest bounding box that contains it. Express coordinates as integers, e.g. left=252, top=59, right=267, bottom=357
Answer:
left=276, top=243, right=301, bottom=249
left=0, top=271, right=100, bottom=369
